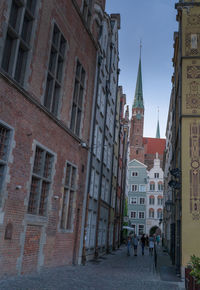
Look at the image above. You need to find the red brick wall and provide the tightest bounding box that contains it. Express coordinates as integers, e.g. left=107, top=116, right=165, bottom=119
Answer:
left=21, top=225, right=41, bottom=274
left=0, top=0, right=98, bottom=277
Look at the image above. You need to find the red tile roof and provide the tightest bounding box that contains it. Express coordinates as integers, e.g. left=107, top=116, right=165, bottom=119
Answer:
left=143, top=137, right=166, bottom=155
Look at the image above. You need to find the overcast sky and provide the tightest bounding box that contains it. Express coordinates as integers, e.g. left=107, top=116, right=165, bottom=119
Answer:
left=106, top=0, right=178, bottom=138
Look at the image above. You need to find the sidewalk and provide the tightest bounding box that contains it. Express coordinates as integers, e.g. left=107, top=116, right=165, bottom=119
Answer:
left=156, top=245, right=185, bottom=289
left=0, top=245, right=184, bottom=290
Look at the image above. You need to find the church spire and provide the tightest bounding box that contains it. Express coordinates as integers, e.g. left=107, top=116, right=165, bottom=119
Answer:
left=133, top=42, right=144, bottom=109
left=156, top=108, right=160, bottom=138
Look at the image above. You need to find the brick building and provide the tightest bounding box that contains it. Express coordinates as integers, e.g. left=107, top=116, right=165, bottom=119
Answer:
left=0, top=0, right=110, bottom=277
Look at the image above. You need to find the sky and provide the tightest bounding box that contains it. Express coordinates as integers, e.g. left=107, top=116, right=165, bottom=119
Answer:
left=105, top=0, right=178, bottom=138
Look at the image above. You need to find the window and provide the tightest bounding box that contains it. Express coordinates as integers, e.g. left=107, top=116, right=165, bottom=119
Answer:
left=28, top=146, right=54, bottom=216
left=70, top=60, right=85, bottom=136
left=132, top=184, right=138, bottom=192
left=139, top=212, right=145, bottom=219
left=149, top=208, right=154, bottom=218
left=157, top=209, right=163, bottom=219
left=158, top=182, right=163, bottom=191
left=130, top=211, right=137, bottom=219
left=60, top=162, right=77, bottom=230
left=139, top=197, right=145, bottom=205
left=82, top=0, right=93, bottom=27
left=150, top=182, right=155, bottom=191
left=0, top=124, right=11, bottom=203
left=139, top=225, right=144, bottom=235
left=149, top=195, right=155, bottom=205
left=139, top=184, right=146, bottom=192
left=157, top=196, right=163, bottom=205
left=44, top=24, right=66, bottom=116
left=154, top=173, right=159, bottom=178
left=1, top=0, right=37, bottom=85
left=130, top=197, right=137, bottom=204
left=132, top=171, right=138, bottom=177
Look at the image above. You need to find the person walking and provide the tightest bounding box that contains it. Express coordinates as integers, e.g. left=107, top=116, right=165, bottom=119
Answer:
left=132, top=234, right=138, bottom=256
left=127, top=235, right=131, bottom=256
left=149, top=234, right=154, bottom=256
left=146, top=235, right=149, bottom=247
left=156, top=235, right=160, bottom=246
left=140, top=234, right=146, bottom=255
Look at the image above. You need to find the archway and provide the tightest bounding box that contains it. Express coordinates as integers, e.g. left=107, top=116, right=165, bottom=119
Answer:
left=149, top=226, right=161, bottom=236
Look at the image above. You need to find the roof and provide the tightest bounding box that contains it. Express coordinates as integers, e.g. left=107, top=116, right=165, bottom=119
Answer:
left=133, top=57, right=144, bottom=109
left=143, top=137, right=166, bottom=155
left=128, top=159, right=147, bottom=168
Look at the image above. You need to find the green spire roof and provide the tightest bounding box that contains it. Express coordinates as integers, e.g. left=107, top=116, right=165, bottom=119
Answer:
left=133, top=57, right=144, bottom=109
left=156, top=120, right=160, bottom=138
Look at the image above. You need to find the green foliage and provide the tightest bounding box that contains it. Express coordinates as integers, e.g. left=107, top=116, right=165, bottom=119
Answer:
left=124, top=198, right=128, bottom=217
left=150, top=226, right=158, bottom=236
left=189, top=255, right=200, bottom=285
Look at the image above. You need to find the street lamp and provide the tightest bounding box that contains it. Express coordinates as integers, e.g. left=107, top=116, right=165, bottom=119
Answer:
left=165, top=200, right=174, bottom=212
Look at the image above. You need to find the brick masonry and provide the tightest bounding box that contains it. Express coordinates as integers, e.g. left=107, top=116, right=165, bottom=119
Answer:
left=0, top=0, right=103, bottom=277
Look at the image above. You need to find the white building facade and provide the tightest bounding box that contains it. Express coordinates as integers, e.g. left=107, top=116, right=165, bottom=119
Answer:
left=146, top=153, right=164, bottom=235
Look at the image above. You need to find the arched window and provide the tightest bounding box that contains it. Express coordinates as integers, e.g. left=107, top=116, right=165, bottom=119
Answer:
left=150, top=182, right=155, bottom=191
left=149, top=195, right=155, bottom=205
left=157, top=196, right=163, bottom=205
left=149, top=208, right=154, bottom=218
left=158, top=182, right=163, bottom=191
left=157, top=208, right=162, bottom=219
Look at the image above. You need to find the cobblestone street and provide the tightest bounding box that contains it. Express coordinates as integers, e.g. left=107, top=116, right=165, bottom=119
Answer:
left=0, top=245, right=185, bottom=290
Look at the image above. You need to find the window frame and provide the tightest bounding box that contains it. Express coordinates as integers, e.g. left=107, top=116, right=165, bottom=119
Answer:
left=132, top=171, right=138, bottom=177
left=70, top=59, right=86, bottom=136
left=130, top=211, right=137, bottom=219
left=1, top=0, right=39, bottom=86
left=0, top=121, right=13, bottom=207
left=60, top=161, right=77, bottom=231
left=138, top=211, right=145, bottom=219
left=43, top=22, right=67, bottom=117
left=27, top=144, right=54, bottom=217
left=130, top=197, right=137, bottom=205
left=131, top=184, right=138, bottom=192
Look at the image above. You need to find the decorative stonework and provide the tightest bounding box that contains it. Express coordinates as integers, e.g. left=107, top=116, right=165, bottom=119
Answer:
left=185, top=33, right=200, bottom=56
left=187, top=14, right=200, bottom=26
left=186, top=81, right=200, bottom=110
left=189, top=121, right=200, bottom=220
left=187, top=66, right=200, bottom=79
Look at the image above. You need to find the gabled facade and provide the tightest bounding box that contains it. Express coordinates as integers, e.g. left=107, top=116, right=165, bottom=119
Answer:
left=128, top=160, right=147, bottom=235
left=146, top=154, right=164, bottom=235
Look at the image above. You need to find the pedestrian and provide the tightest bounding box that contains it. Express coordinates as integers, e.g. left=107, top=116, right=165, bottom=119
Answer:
left=132, top=234, right=138, bottom=256
left=140, top=234, right=146, bottom=255
left=146, top=235, right=149, bottom=247
left=156, top=235, right=160, bottom=246
left=149, top=234, right=154, bottom=256
left=127, top=235, right=131, bottom=256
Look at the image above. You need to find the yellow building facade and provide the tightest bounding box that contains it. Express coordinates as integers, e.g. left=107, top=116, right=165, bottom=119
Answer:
left=164, top=0, right=200, bottom=278
left=181, top=1, right=200, bottom=270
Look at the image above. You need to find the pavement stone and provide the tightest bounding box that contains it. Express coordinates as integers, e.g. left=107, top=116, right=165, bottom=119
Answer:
left=0, top=245, right=185, bottom=290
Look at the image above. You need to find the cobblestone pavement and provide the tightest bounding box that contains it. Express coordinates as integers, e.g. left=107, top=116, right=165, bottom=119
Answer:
left=0, top=246, right=184, bottom=290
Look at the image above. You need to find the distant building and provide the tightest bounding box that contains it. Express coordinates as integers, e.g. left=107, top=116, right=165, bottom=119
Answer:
left=128, top=51, right=165, bottom=237
left=146, top=154, right=164, bottom=235
left=128, top=159, right=147, bottom=235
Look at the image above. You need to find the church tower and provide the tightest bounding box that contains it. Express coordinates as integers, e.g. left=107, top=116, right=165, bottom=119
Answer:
left=129, top=50, right=145, bottom=162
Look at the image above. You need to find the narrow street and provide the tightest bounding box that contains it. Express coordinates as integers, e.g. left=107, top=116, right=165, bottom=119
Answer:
left=0, top=245, right=185, bottom=290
